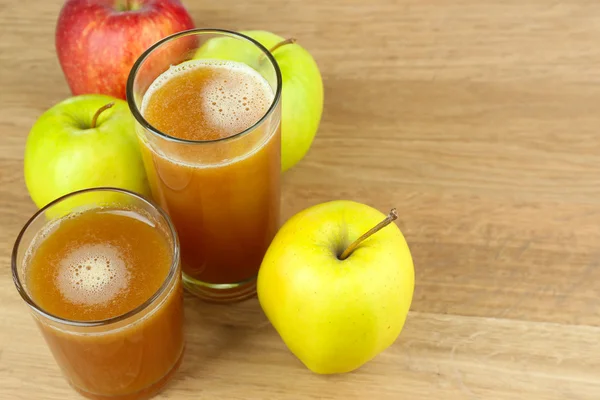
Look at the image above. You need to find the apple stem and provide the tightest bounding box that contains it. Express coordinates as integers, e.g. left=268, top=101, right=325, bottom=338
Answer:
left=338, top=209, right=398, bottom=261
left=90, top=102, right=115, bottom=129
left=268, top=38, right=297, bottom=54
left=115, top=0, right=139, bottom=12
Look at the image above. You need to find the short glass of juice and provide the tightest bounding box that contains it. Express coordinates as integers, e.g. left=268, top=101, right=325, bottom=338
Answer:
left=12, top=188, right=184, bottom=400
left=127, top=29, right=282, bottom=302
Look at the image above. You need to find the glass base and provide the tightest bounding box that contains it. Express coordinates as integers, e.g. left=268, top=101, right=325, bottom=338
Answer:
left=182, top=271, right=257, bottom=303
left=72, top=346, right=184, bottom=400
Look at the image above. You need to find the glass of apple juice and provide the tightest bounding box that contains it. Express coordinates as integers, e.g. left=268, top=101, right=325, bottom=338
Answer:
left=12, top=188, right=184, bottom=400
left=126, top=29, right=282, bottom=302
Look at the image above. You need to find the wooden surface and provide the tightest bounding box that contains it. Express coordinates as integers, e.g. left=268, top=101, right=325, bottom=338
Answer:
left=2, top=0, right=600, bottom=399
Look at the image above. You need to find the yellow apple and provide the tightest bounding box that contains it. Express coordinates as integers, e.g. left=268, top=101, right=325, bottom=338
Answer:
left=257, top=200, right=414, bottom=374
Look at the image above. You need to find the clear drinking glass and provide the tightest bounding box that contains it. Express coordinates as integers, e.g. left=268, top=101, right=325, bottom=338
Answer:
left=12, top=188, right=184, bottom=400
left=127, top=29, right=282, bottom=302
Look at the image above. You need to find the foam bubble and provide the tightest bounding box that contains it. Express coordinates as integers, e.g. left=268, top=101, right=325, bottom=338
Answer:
left=141, top=59, right=274, bottom=138
left=56, top=244, right=130, bottom=306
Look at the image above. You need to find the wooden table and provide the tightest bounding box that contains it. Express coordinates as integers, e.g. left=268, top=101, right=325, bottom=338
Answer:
left=2, top=0, right=600, bottom=399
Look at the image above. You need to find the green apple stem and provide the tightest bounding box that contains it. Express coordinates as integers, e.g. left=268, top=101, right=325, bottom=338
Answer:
left=338, top=208, right=398, bottom=261
left=268, top=38, right=297, bottom=53
left=259, top=38, right=297, bottom=64
left=90, top=102, right=115, bottom=129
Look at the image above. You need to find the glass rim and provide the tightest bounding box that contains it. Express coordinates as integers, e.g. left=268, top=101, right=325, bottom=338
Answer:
left=126, top=28, right=283, bottom=145
left=11, top=187, right=180, bottom=328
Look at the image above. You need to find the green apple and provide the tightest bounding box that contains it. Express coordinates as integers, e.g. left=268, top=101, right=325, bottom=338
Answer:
left=24, top=94, right=150, bottom=214
left=194, top=30, right=323, bottom=172
left=257, top=200, right=414, bottom=374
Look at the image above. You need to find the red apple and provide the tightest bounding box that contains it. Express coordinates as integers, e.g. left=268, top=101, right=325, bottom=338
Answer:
left=56, top=0, right=195, bottom=99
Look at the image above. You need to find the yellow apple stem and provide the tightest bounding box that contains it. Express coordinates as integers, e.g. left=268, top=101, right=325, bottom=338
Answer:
left=268, top=38, right=297, bottom=53
left=338, top=208, right=398, bottom=261
left=90, top=102, right=115, bottom=129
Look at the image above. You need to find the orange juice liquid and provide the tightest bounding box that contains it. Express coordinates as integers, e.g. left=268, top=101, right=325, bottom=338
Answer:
left=25, top=207, right=184, bottom=399
left=140, top=60, right=280, bottom=291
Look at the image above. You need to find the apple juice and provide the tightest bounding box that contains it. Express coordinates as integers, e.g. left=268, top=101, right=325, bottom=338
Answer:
left=24, top=205, right=184, bottom=399
left=139, top=59, right=281, bottom=299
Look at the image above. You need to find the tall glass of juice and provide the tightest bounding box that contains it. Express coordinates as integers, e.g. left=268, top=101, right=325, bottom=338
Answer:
left=127, top=29, right=282, bottom=302
left=12, top=188, right=184, bottom=400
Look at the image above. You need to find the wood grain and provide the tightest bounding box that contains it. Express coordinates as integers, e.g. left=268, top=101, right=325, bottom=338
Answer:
left=2, top=0, right=600, bottom=398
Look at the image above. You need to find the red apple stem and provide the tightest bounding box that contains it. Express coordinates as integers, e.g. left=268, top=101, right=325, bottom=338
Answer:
left=115, top=0, right=139, bottom=12
left=90, top=102, right=115, bottom=129
left=338, top=208, right=398, bottom=261
left=268, top=38, right=297, bottom=53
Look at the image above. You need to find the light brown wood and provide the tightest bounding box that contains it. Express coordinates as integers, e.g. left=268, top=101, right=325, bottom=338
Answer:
left=1, top=0, right=600, bottom=398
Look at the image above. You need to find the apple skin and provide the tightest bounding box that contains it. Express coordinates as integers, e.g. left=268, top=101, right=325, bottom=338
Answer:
left=257, top=200, right=414, bottom=374
left=56, top=0, right=195, bottom=99
left=193, top=30, right=324, bottom=172
left=24, top=94, right=150, bottom=213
